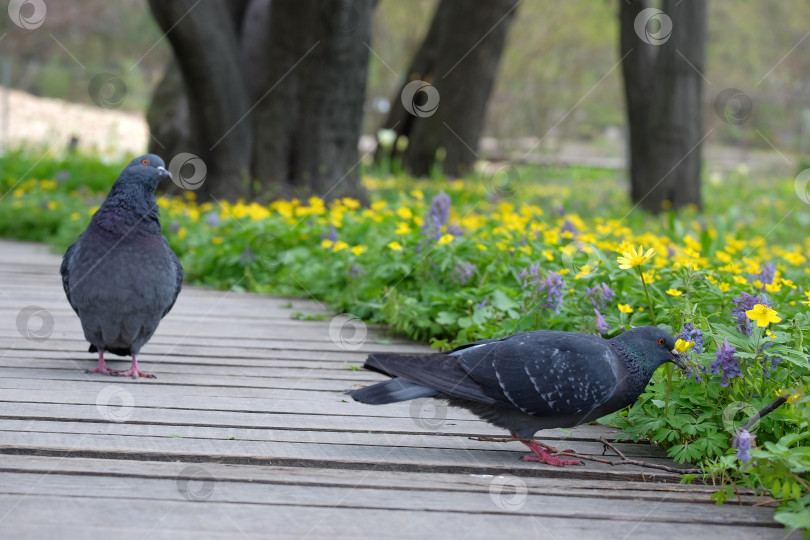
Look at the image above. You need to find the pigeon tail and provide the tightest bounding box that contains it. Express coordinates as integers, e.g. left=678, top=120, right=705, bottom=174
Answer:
left=88, top=344, right=132, bottom=356
left=349, top=377, right=437, bottom=404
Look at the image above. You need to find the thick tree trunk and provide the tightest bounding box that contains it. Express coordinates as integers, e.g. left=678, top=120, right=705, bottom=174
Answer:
left=620, top=0, right=706, bottom=212
left=379, top=0, right=519, bottom=177
left=148, top=0, right=253, bottom=201
left=251, top=0, right=374, bottom=201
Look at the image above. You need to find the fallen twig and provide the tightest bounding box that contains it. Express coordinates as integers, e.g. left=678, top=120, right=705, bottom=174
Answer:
left=731, top=395, right=788, bottom=448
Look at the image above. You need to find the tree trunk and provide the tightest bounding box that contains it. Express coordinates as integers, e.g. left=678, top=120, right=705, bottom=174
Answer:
left=251, top=0, right=374, bottom=201
left=620, top=0, right=706, bottom=212
left=379, top=0, right=519, bottom=177
left=148, top=0, right=253, bottom=200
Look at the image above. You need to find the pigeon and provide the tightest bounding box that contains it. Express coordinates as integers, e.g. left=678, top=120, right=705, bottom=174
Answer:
left=349, top=326, right=686, bottom=466
left=60, top=154, right=183, bottom=378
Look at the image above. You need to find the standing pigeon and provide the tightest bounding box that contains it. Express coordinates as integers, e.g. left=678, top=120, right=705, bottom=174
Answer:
left=60, top=154, right=183, bottom=378
left=349, top=326, right=685, bottom=466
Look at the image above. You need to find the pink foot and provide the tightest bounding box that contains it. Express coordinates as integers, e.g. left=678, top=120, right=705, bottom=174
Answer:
left=114, top=355, right=156, bottom=379
left=86, top=352, right=122, bottom=376
left=521, top=441, right=582, bottom=467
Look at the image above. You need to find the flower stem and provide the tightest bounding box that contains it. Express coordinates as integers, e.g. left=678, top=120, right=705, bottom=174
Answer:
left=637, top=266, right=657, bottom=325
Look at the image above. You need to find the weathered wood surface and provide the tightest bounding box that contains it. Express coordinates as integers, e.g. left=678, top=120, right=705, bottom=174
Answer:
left=0, top=240, right=795, bottom=539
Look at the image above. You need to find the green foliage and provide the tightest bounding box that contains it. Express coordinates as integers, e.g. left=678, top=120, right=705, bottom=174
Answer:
left=2, top=148, right=810, bottom=532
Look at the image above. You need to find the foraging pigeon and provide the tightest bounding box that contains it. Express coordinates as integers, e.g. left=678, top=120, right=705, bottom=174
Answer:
left=350, top=326, right=685, bottom=466
left=60, top=154, right=183, bottom=378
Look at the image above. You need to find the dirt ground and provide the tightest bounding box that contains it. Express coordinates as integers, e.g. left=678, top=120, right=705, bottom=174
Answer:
left=0, top=89, right=148, bottom=159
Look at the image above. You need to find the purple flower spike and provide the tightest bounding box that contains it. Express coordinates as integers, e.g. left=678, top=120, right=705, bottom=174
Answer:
left=594, top=308, right=610, bottom=336
left=710, top=338, right=742, bottom=387
left=736, top=429, right=754, bottom=463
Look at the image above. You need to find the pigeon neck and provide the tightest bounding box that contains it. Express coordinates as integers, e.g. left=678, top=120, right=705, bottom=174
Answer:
left=96, top=183, right=161, bottom=232
left=608, top=340, right=659, bottom=397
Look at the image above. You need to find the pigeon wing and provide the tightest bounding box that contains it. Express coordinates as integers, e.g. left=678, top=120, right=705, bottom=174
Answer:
left=60, top=240, right=79, bottom=315
left=364, top=353, right=499, bottom=404
left=160, top=242, right=184, bottom=319
left=455, top=331, right=623, bottom=416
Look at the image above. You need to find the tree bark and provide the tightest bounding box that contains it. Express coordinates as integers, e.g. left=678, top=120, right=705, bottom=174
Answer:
left=148, top=0, right=253, bottom=200
left=251, top=0, right=374, bottom=201
left=620, top=0, right=706, bottom=212
left=379, top=0, right=519, bottom=177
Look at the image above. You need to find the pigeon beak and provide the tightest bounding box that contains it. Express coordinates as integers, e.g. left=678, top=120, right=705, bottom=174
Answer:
left=157, top=166, right=172, bottom=180
left=670, top=349, right=688, bottom=370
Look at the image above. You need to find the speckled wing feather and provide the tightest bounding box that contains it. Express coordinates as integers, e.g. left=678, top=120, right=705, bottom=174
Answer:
left=451, top=331, right=623, bottom=416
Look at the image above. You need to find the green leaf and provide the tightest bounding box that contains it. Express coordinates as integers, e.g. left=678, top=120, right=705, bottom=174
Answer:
left=491, top=289, right=519, bottom=311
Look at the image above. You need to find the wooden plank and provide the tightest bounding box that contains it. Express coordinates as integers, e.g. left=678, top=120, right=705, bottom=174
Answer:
left=0, top=496, right=791, bottom=540
left=0, top=472, right=780, bottom=527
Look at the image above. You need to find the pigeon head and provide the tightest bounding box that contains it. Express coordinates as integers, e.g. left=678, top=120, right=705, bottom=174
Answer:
left=115, top=154, right=172, bottom=192
left=611, top=326, right=686, bottom=371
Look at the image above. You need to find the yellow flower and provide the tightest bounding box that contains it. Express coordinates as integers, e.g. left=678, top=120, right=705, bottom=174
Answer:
left=618, top=304, right=634, bottom=314
left=351, top=245, right=367, bottom=256
left=396, top=207, right=413, bottom=220
left=617, top=246, right=655, bottom=269
left=666, top=289, right=683, bottom=296
left=177, top=227, right=187, bottom=240
left=718, top=282, right=730, bottom=292
left=438, top=234, right=454, bottom=245
left=47, top=201, right=58, bottom=210
left=733, top=275, right=748, bottom=285
left=70, top=212, right=81, bottom=221
left=387, top=241, right=403, bottom=251
left=321, top=239, right=334, bottom=249
left=333, top=241, right=349, bottom=252
left=395, top=222, right=412, bottom=235
left=371, top=201, right=387, bottom=211
left=800, top=291, right=810, bottom=306
left=745, top=304, right=781, bottom=327
left=212, top=236, right=223, bottom=245
left=674, top=339, right=694, bottom=353
left=411, top=189, right=424, bottom=200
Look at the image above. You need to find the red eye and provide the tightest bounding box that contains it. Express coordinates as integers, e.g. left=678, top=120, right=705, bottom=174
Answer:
left=658, top=338, right=665, bottom=345
left=141, top=158, right=149, bottom=165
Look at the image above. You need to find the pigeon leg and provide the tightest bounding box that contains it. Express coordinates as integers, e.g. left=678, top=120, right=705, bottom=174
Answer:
left=86, top=351, right=121, bottom=376
left=115, top=355, right=156, bottom=379
left=507, top=432, right=581, bottom=467
left=520, top=440, right=582, bottom=466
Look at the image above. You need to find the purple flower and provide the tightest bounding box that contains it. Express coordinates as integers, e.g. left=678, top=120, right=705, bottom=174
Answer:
left=684, top=363, right=708, bottom=384
left=677, top=323, right=704, bottom=354
left=710, top=338, right=742, bottom=387
left=476, top=298, right=488, bottom=310
left=421, top=191, right=451, bottom=241
left=731, top=292, right=772, bottom=336
left=750, top=262, right=776, bottom=286
left=560, top=219, right=577, bottom=235
left=521, top=266, right=565, bottom=313
left=205, top=213, right=220, bottom=227
left=586, top=282, right=615, bottom=310
left=447, top=223, right=464, bottom=237
left=451, top=261, right=476, bottom=285
left=736, top=429, right=754, bottom=463
left=760, top=356, right=781, bottom=378
left=594, top=308, right=610, bottom=336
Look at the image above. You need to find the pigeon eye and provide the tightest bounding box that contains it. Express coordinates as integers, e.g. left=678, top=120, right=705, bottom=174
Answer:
left=141, top=159, right=149, bottom=165
left=658, top=338, right=665, bottom=345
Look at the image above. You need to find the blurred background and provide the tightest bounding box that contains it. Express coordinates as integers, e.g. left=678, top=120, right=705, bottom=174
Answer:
left=0, top=0, right=808, bottom=207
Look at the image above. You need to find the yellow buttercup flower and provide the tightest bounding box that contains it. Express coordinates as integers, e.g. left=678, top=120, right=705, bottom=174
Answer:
left=746, top=304, right=781, bottom=327
left=666, top=288, right=683, bottom=296
left=333, top=241, right=349, bottom=252
left=718, top=282, right=730, bottom=292
left=618, top=304, right=634, bottom=314
left=212, top=237, right=223, bottom=245
left=438, top=234, right=454, bottom=245
left=387, top=241, right=403, bottom=251
left=351, top=245, right=367, bottom=256
left=177, top=227, right=187, bottom=240
left=396, top=207, right=413, bottom=220
left=321, top=239, right=334, bottom=249
left=617, top=246, right=655, bottom=269
left=674, top=339, right=694, bottom=353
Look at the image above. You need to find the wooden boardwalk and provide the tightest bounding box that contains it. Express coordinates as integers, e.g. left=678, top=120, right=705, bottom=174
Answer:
left=0, top=240, right=793, bottom=539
